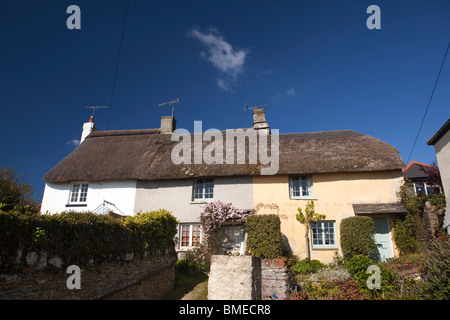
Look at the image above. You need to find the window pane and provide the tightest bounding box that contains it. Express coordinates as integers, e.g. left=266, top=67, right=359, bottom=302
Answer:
left=291, top=177, right=300, bottom=197
left=181, top=225, right=190, bottom=247
left=192, top=225, right=201, bottom=246
left=301, top=177, right=309, bottom=196
left=70, top=184, right=80, bottom=202
left=194, top=180, right=203, bottom=199
left=324, top=222, right=335, bottom=245
left=79, top=184, right=88, bottom=202
left=311, top=222, right=323, bottom=245
left=204, top=179, right=214, bottom=199
left=415, top=183, right=426, bottom=195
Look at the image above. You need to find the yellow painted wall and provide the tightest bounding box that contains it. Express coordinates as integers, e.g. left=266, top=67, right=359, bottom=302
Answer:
left=252, top=171, right=404, bottom=263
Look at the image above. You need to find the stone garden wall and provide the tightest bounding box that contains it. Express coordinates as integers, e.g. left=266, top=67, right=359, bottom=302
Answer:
left=0, top=246, right=177, bottom=300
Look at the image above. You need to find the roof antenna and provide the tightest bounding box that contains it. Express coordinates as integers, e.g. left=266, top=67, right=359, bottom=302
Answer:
left=158, top=98, right=180, bottom=117
left=243, top=102, right=268, bottom=112
left=85, top=106, right=108, bottom=120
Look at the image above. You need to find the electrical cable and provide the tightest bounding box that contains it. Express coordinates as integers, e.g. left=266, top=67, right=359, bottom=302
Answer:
left=105, top=0, right=130, bottom=131
left=406, top=41, right=450, bottom=164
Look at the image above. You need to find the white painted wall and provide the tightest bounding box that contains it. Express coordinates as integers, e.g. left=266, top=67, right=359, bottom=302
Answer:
left=433, top=130, right=450, bottom=231
left=40, top=180, right=137, bottom=215
left=134, top=176, right=254, bottom=223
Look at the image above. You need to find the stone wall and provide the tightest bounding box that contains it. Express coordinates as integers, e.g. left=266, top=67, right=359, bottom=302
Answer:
left=0, top=247, right=177, bottom=300
left=261, top=259, right=292, bottom=299
left=208, top=255, right=261, bottom=300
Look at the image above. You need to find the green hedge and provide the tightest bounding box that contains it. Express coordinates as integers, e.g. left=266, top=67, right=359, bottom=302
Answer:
left=0, top=208, right=178, bottom=269
left=340, top=216, right=376, bottom=260
left=246, top=214, right=282, bottom=259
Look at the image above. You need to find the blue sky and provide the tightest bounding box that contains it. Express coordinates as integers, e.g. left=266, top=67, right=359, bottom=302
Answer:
left=1, top=0, right=449, bottom=201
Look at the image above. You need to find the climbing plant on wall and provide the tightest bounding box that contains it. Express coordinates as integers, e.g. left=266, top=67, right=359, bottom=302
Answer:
left=199, top=201, right=251, bottom=254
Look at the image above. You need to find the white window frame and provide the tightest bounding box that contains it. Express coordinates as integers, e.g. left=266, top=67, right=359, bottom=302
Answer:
left=179, top=223, right=202, bottom=249
left=192, top=178, right=214, bottom=201
left=69, top=183, right=89, bottom=204
left=289, top=175, right=313, bottom=199
left=311, top=221, right=337, bottom=249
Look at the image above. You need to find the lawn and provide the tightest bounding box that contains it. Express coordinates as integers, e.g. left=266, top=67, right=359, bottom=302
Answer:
left=163, top=269, right=208, bottom=300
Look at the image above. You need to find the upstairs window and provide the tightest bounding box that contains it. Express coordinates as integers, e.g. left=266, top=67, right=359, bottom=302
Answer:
left=289, top=175, right=313, bottom=199
left=193, top=179, right=214, bottom=201
left=69, top=183, right=89, bottom=203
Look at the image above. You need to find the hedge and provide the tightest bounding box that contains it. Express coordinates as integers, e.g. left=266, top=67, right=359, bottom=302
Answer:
left=340, top=216, right=376, bottom=260
left=0, top=208, right=178, bottom=269
left=246, top=214, right=282, bottom=259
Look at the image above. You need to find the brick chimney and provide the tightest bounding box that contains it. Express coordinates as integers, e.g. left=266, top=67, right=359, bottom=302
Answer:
left=80, top=116, right=97, bottom=144
left=160, top=116, right=176, bottom=134
left=252, top=108, right=270, bottom=133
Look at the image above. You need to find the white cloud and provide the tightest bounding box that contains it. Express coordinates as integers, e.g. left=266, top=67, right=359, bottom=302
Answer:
left=217, top=78, right=231, bottom=92
left=66, top=139, right=80, bottom=147
left=286, top=87, right=296, bottom=96
left=272, top=87, right=296, bottom=102
left=188, top=27, right=249, bottom=90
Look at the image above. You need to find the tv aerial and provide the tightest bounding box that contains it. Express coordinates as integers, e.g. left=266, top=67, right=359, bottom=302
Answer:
left=243, top=102, right=268, bottom=112
left=85, top=106, right=108, bottom=118
left=158, top=98, right=180, bottom=117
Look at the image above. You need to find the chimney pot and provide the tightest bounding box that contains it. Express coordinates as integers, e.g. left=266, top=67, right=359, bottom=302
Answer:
left=160, top=116, right=176, bottom=134
left=80, top=117, right=97, bottom=144
left=252, top=108, right=270, bottom=132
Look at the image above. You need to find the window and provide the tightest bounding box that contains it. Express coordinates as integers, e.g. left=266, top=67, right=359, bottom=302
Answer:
left=289, top=175, right=313, bottom=199
left=69, top=183, right=89, bottom=203
left=193, top=179, right=214, bottom=201
left=311, top=221, right=336, bottom=249
left=179, top=224, right=202, bottom=248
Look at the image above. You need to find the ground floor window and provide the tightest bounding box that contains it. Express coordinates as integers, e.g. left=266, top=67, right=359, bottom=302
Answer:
left=179, top=224, right=202, bottom=249
left=311, top=221, right=336, bottom=249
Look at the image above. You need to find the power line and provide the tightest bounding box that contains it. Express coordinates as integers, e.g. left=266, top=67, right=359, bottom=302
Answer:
left=105, top=0, right=130, bottom=130
left=406, top=41, right=450, bottom=164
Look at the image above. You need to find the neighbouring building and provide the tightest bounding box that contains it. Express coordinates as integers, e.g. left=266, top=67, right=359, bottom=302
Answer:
left=402, top=160, right=442, bottom=196
left=41, top=108, right=406, bottom=261
left=427, top=118, right=450, bottom=233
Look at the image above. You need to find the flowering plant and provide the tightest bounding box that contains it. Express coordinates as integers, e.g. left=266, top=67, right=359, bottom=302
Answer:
left=199, top=201, right=251, bottom=253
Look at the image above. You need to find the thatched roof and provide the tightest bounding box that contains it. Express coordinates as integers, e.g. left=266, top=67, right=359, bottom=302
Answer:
left=43, top=128, right=405, bottom=183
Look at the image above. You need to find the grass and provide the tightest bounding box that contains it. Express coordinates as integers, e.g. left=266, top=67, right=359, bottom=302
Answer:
left=162, top=268, right=209, bottom=300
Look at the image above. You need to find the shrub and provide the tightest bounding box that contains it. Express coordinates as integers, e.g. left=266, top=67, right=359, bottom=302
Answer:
left=177, top=245, right=210, bottom=272
left=414, top=239, right=450, bottom=300
left=345, top=254, right=398, bottom=296
left=345, top=254, right=374, bottom=285
left=309, top=266, right=352, bottom=283
left=287, top=280, right=368, bottom=300
left=340, top=216, right=376, bottom=260
left=393, top=216, right=419, bottom=255
left=291, top=258, right=325, bottom=275
left=246, top=214, right=282, bottom=259
left=0, top=209, right=179, bottom=270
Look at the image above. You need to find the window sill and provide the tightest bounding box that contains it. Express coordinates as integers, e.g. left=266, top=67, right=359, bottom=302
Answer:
left=311, top=247, right=338, bottom=251
left=65, top=204, right=87, bottom=208
left=289, top=197, right=317, bottom=200
left=190, top=200, right=214, bottom=204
